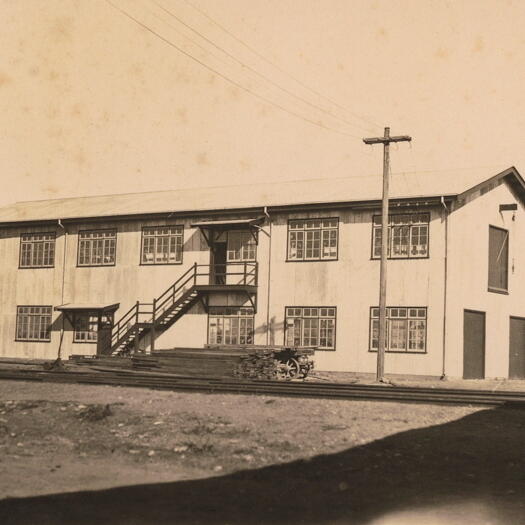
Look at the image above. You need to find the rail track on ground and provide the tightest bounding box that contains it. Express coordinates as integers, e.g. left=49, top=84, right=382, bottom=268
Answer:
left=1, top=366, right=525, bottom=406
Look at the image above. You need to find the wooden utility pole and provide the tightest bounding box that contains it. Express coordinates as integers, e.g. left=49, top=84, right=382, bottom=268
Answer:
left=363, top=127, right=412, bottom=382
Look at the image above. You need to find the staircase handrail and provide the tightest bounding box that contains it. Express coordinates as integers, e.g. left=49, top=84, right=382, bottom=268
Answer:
left=111, top=261, right=258, bottom=351
left=111, top=301, right=138, bottom=346
left=155, top=263, right=197, bottom=315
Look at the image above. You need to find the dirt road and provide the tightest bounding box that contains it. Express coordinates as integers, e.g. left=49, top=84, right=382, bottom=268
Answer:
left=0, top=380, right=524, bottom=524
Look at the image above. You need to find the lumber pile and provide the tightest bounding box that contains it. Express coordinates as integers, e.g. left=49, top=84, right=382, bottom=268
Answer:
left=129, top=345, right=315, bottom=380
left=132, top=347, right=246, bottom=377
left=68, top=355, right=134, bottom=369
left=233, top=351, right=279, bottom=380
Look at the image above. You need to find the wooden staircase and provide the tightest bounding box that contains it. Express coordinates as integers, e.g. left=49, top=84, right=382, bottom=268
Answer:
left=107, top=262, right=257, bottom=355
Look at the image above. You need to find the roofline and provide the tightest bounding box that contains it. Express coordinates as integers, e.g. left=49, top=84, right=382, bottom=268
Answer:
left=456, top=166, right=525, bottom=201
left=0, top=195, right=457, bottom=228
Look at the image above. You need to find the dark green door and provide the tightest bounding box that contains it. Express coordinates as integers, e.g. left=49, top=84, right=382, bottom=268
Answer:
left=509, top=317, right=525, bottom=379
left=463, top=310, right=485, bottom=379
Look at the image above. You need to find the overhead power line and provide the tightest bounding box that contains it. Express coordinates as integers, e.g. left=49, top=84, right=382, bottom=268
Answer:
left=106, top=0, right=363, bottom=139
left=180, top=0, right=382, bottom=131
left=151, top=0, right=378, bottom=135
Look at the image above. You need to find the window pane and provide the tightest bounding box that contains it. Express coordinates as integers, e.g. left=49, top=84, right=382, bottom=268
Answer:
left=408, top=319, right=426, bottom=351
left=288, top=219, right=338, bottom=260
left=208, top=307, right=254, bottom=345
left=370, top=306, right=426, bottom=352
left=227, top=232, right=255, bottom=262
left=370, top=319, right=379, bottom=350
left=16, top=306, right=52, bottom=341
left=20, top=233, right=56, bottom=268
left=74, top=312, right=99, bottom=342
left=410, top=225, right=428, bottom=256
left=372, top=214, right=429, bottom=259
left=285, top=307, right=335, bottom=349
left=391, top=226, right=410, bottom=257
left=78, top=230, right=117, bottom=266
left=389, top=319, right=407, bottom=351
left=141, top=226, right=183, bottom=265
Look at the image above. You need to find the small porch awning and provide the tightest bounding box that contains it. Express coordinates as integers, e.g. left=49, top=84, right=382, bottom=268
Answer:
left=191, top=217, right=265, bottom=246
left=55, top=303, right=120, bottom=313
left=190, top=217, right=265, bottom=229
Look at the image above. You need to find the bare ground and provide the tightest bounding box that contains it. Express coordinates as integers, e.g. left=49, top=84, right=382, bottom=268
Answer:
left=0, top=380, right=524, bottom=525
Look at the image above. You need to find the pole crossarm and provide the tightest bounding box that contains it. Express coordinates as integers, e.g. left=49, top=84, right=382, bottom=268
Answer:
left=363, top=135, right=412, bottom=145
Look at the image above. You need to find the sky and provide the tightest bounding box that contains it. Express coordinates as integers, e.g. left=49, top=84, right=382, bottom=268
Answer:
left=1, top=0, right=524, bottom=208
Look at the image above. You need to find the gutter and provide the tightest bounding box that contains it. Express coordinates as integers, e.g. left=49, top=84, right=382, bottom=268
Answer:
left=440, top=197, right=449, bottom=379
left=57, top=219, right=67, bottom=360
left=264, top=206, right=272, bottom=345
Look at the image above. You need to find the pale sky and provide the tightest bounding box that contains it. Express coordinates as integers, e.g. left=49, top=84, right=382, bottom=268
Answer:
left=1, top=0, right=524, bottom=208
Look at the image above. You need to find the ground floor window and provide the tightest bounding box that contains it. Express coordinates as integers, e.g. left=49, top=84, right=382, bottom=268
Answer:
left=369, top=307, right=427, bottom=353
left=208, top=307, right=254, bottom=345
left=285, top=307, right=336, bottom=350
left=16, top=306, right=52, bottom=342
left=73, top=312, right=113, bottom=343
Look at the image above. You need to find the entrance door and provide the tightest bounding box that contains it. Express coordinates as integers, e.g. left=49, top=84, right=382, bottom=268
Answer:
left=96, top=313, right=114, bottom=355
left=211, top=241, right=227, bottom=285
left=463, top=310, right=485, bottom=379
left=509, top=316, right=525, bottom=379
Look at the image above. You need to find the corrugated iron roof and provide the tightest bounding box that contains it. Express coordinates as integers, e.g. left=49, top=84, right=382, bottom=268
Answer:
left=0, top=166, right=518, bottom=225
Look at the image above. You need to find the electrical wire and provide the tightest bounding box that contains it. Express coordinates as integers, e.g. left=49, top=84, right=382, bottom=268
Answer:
left=106, top=0, right=363, bottom=139
left=151, top=0, right=379, bottom=135
left=180, top=0, right=382, bottom=131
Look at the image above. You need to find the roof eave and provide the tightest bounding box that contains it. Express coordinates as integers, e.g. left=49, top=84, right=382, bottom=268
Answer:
left=0, top=194, right=458, bottom=228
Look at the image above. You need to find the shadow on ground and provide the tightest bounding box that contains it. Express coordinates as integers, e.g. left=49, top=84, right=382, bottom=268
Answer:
left=2, top=405, right=525, bottom=525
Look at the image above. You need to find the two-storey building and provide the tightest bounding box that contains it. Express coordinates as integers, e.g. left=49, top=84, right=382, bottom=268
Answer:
left=1, top=166, right=524, bottom=379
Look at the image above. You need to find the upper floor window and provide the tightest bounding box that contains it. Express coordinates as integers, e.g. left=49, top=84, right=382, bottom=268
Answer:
left=369, top=307, right=427, bottom=353
left=285, top=307, right=336, bottom=350
left=287, top=218, right=338, bottom=261
left=488, top=225, right=508, bottom=293
left=19, top=233, right=56, bottom=268
left=16, top=305, right=52, bottom=342
left=372, top=213, right=429, bottom=259
left=141, top=226, right=183, bottom=265
left=227, top=231, right=256, bottom=262
left=78, top=230, right=116, bottom=267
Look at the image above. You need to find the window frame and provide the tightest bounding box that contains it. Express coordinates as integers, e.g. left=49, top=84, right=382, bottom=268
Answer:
left=15, top=305, right=52, bottom=342
left=72, top=311, right=114, bottom=344
left=140, top=225, right=184, bottom=266
left=226, top=230, right=257, bottom=263
left=487, top=224, right=509, bottom=294
left=18, top=232, right=56, bottom=269
left=371, top=213, right=430, bottom=260
left=368, top=306, right=428, bottom=354
left=286, top=218, right=339, bottom=262
left=207, top=306, right=255, bottom=346
left=284, top=306, right=337, bottom=351
left=76, top=229, right=117, bottom=267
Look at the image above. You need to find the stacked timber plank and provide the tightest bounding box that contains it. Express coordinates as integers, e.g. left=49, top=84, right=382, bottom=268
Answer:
left=129, top=345, right=315, bottom=380
left=68, top=355, right=134, bottom=369
left=233, top=352, right=279, bottom=380
left=132, top=348, right=247, bottom=378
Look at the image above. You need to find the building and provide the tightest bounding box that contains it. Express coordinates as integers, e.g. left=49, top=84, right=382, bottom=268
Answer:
left=1, top=166, right=524, bottom=380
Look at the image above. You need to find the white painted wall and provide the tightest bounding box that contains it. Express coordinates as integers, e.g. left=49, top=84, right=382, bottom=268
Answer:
left=1, top=182, right=521, bottom=379
left=265, top=208, right=446, bottom=374
left=445, top=181, right=525, bottom=378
